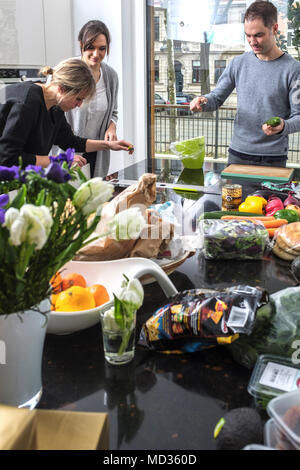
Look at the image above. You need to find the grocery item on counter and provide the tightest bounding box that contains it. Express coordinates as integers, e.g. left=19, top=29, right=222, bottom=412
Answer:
left=200, top=219, right=269, bottom=259
left=267, top=390, right=300, bottom=450
left=247, top=354, right=300, bottom=410
left=170, top=136, right=205, bottom=169
left=227, top=286, right=300, bottom=370
left=220, top=215, right=288, bottom=238
left=291, top=256, right=300, bottom=283
left=73, top=173, right=173, bottom=261
left=198, top=210, right=263, bottom=220
left=272, top=221, right=300, bottom=260
left=264, top=418, right=297, bottom=450
left=238, top=195, right=267, bottom=214
left=221, top=184, right=242, bottom=211
left=138, top=285, right=268, bottom=353
left=273, top=209, right=300, bottom=223
left=214, top=407, right=264, bottom=450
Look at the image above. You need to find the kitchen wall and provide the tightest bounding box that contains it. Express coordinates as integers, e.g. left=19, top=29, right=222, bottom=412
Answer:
left=0, top=0, right=147, bottom=173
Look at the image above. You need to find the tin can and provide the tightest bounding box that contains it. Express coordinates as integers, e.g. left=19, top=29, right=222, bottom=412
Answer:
left=222, top=184, right=242, bottom=211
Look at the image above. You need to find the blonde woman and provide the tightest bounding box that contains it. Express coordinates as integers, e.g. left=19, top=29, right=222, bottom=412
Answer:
left=0, top=58, right=133, bottom=168
left=65, top=20, right=119, bottom=177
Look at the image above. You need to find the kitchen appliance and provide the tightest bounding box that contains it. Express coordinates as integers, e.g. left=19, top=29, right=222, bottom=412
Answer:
left=0, top=67, right=45, bottom=84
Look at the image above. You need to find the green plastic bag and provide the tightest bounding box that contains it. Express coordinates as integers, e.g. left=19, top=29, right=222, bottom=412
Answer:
left=170, top=137, right=205, bottom=169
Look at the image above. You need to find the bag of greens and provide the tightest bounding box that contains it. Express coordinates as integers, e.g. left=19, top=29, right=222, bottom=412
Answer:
left=170, top=137, right=205, bottom=169
left=227, top=286, right=300, bottom=369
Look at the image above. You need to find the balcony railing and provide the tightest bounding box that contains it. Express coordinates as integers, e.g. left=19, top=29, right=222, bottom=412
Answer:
left=154, top=105, right=300, bottom=166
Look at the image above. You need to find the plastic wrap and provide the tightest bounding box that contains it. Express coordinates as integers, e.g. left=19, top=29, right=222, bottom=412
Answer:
left=170, top=137, right=205, bottom=169
left=272, top=221, right=300, bottom=261
left=138, top=285, right=268, bottom=353
left=200, top=219, right=269, bottom=260
left=227, top=286, right=300, bottom=369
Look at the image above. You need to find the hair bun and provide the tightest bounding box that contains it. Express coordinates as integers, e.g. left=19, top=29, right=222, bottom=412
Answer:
left=39, top=66, right=54, bottom=77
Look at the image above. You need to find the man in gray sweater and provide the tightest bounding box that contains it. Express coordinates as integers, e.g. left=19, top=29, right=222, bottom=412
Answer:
left=190, top=1, right=300, bottom=167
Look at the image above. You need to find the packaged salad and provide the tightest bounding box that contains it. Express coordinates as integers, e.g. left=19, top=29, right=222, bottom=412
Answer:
left=200, top=219, right=269, bottom=260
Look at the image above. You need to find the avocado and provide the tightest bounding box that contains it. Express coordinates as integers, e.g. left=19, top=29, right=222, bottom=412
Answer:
left=214, top=407, right=264, bottom=450
left=291, top=256, right=300, bottom=283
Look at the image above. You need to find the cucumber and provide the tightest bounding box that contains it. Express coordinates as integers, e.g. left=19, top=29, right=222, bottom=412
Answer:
left=198, top=210, right=263, bottom=220
left=264, top=116, right=281, bottom=127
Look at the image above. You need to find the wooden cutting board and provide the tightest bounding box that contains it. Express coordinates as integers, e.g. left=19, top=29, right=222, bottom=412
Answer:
left=221, top=164, right=294, bottom=182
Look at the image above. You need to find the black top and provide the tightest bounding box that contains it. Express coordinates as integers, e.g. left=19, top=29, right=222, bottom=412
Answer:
left=0, top=81, right=87, bottom=167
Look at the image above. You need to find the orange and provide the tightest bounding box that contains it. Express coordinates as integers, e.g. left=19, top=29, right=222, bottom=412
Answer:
left=50, top=293, right=59, bottom=311
left=50, top=272, right=63, bottom=293
left=55, top=286, right=96, bottom=312
left=61, top=272, right=87, bottom=291
left=88, top=284, right=110, bottom=307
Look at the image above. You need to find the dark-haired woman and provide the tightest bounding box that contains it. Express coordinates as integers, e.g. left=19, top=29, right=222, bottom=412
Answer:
left=66, top=20, right=119, bottom=177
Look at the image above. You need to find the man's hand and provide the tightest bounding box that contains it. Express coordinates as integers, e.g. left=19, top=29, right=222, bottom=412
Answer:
left=262, top=118, right=285, bottom=136
left=190, top=96, right=208, bottom=113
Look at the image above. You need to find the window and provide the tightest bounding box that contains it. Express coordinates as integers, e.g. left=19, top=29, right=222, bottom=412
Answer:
left=154, top=16, right=160, bottom=41
left=155, top=59, right=159, bottom=82
left=214, top=60, right=226, bottom=83
left=192, top=60, right=201, bottom=83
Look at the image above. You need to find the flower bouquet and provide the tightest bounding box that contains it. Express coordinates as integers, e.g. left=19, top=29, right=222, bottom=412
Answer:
left=0, top=149, right=146, bottom=316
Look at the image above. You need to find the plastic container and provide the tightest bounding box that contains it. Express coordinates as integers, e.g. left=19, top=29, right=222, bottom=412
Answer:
left=264, top=418, right=297, bottom=450
left=247, top=354, right=300, bottom=409
left=243, top=444, right=275, bottom=450
left=267, top=390, right=300, bottom=450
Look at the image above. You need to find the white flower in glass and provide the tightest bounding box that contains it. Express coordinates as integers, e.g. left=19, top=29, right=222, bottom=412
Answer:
left=73, top=178, right=114, bottom=216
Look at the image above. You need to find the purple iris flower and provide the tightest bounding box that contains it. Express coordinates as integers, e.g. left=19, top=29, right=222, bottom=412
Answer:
left=25, top=164, right=45, bottom=176
left=50, top=148, right=74, bottom=169
left=0, top=193, right=9, bottom=224
left=0, top=166, right=19, bottom=181
left=44, top=161, right=71, bottom=183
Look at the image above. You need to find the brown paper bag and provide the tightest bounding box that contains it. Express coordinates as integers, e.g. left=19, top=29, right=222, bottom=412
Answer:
left=74, top=173, right=157, bottom=261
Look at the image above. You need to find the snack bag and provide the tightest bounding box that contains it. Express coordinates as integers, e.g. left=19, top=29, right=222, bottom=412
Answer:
left=138, top=285, right=268, bottom=354
left=170, top=137, right=205, bottom=169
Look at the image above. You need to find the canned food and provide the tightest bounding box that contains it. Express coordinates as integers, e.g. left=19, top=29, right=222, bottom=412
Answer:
left=222, top=184, right=242, bottom=210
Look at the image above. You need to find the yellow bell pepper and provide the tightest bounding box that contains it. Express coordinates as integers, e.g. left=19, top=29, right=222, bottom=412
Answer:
left=238, top=196, right=267, bottom=214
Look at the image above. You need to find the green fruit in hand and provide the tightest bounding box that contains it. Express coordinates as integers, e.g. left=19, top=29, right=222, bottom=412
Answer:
left=264, top=116, right=281, bottom=127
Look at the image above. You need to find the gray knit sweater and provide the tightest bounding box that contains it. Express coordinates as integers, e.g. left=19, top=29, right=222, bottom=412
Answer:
left=204, top=51, right=300, bottom=156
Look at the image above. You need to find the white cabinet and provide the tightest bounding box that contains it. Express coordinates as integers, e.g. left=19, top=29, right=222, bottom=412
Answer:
left=0, top=0, right=72, bottom=67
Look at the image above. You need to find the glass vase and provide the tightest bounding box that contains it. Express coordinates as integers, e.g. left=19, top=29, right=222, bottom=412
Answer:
left=100, top=310, right=136, bottom=365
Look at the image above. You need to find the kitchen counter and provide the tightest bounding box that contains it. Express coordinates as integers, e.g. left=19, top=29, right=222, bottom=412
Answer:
left=38, top=159, right=299, bottom=451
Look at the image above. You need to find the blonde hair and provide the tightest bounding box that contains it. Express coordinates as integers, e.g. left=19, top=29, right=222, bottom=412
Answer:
left=39, top=58, right=96, bottom=101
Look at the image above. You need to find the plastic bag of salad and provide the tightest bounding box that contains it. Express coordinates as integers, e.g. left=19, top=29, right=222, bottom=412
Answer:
left=199, top=219, right=269, bottom=260
left=170, top=136, right=205, bottom=169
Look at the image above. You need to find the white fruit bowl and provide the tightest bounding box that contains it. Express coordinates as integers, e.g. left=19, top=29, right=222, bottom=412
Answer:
left=46, top=257, right=178, bottom=335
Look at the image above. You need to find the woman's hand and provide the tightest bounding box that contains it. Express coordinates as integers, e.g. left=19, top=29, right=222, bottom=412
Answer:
left=109, top=140, right=134, bottom=154
left=262, top=118, right=285, bottom=136
left=104, top=121, right=117, bottom=141
left=73, top=154, right=87, bottom=168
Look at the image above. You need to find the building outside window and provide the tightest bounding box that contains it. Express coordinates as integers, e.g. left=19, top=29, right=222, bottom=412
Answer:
left=192, top=60, right=201, bottom=83
left=214, top=59, right=226, bottom=84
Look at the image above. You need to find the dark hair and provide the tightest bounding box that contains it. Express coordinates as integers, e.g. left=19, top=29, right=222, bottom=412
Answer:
left=244, top=1, right=278, bottom=28
left=78, top=20, right=111, bottom=55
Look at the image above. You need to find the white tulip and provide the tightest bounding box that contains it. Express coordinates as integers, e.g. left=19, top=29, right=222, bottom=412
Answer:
left=102, top=306, right=120, bottom=331
left=73, top=178, right=114, bottom=215
left=4, top=204, right=53, bottom=249
left=119, top=278, right=144, bottom=310
left=109, top=208, right=146, bottom=241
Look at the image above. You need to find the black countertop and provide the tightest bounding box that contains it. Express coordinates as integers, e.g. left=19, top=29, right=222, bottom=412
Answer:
left=38, top=159, right=299, bottom=451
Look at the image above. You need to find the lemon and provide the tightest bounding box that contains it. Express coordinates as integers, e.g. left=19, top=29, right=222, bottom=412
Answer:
left=55, top=286, right=96, bottom=312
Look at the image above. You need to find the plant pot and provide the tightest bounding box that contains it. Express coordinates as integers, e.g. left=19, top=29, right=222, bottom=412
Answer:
left=0, top=298, right=50, bottom=409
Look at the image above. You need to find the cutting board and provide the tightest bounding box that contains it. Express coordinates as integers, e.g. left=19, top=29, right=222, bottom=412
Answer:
left=221, top=164, right=294, bottom=182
